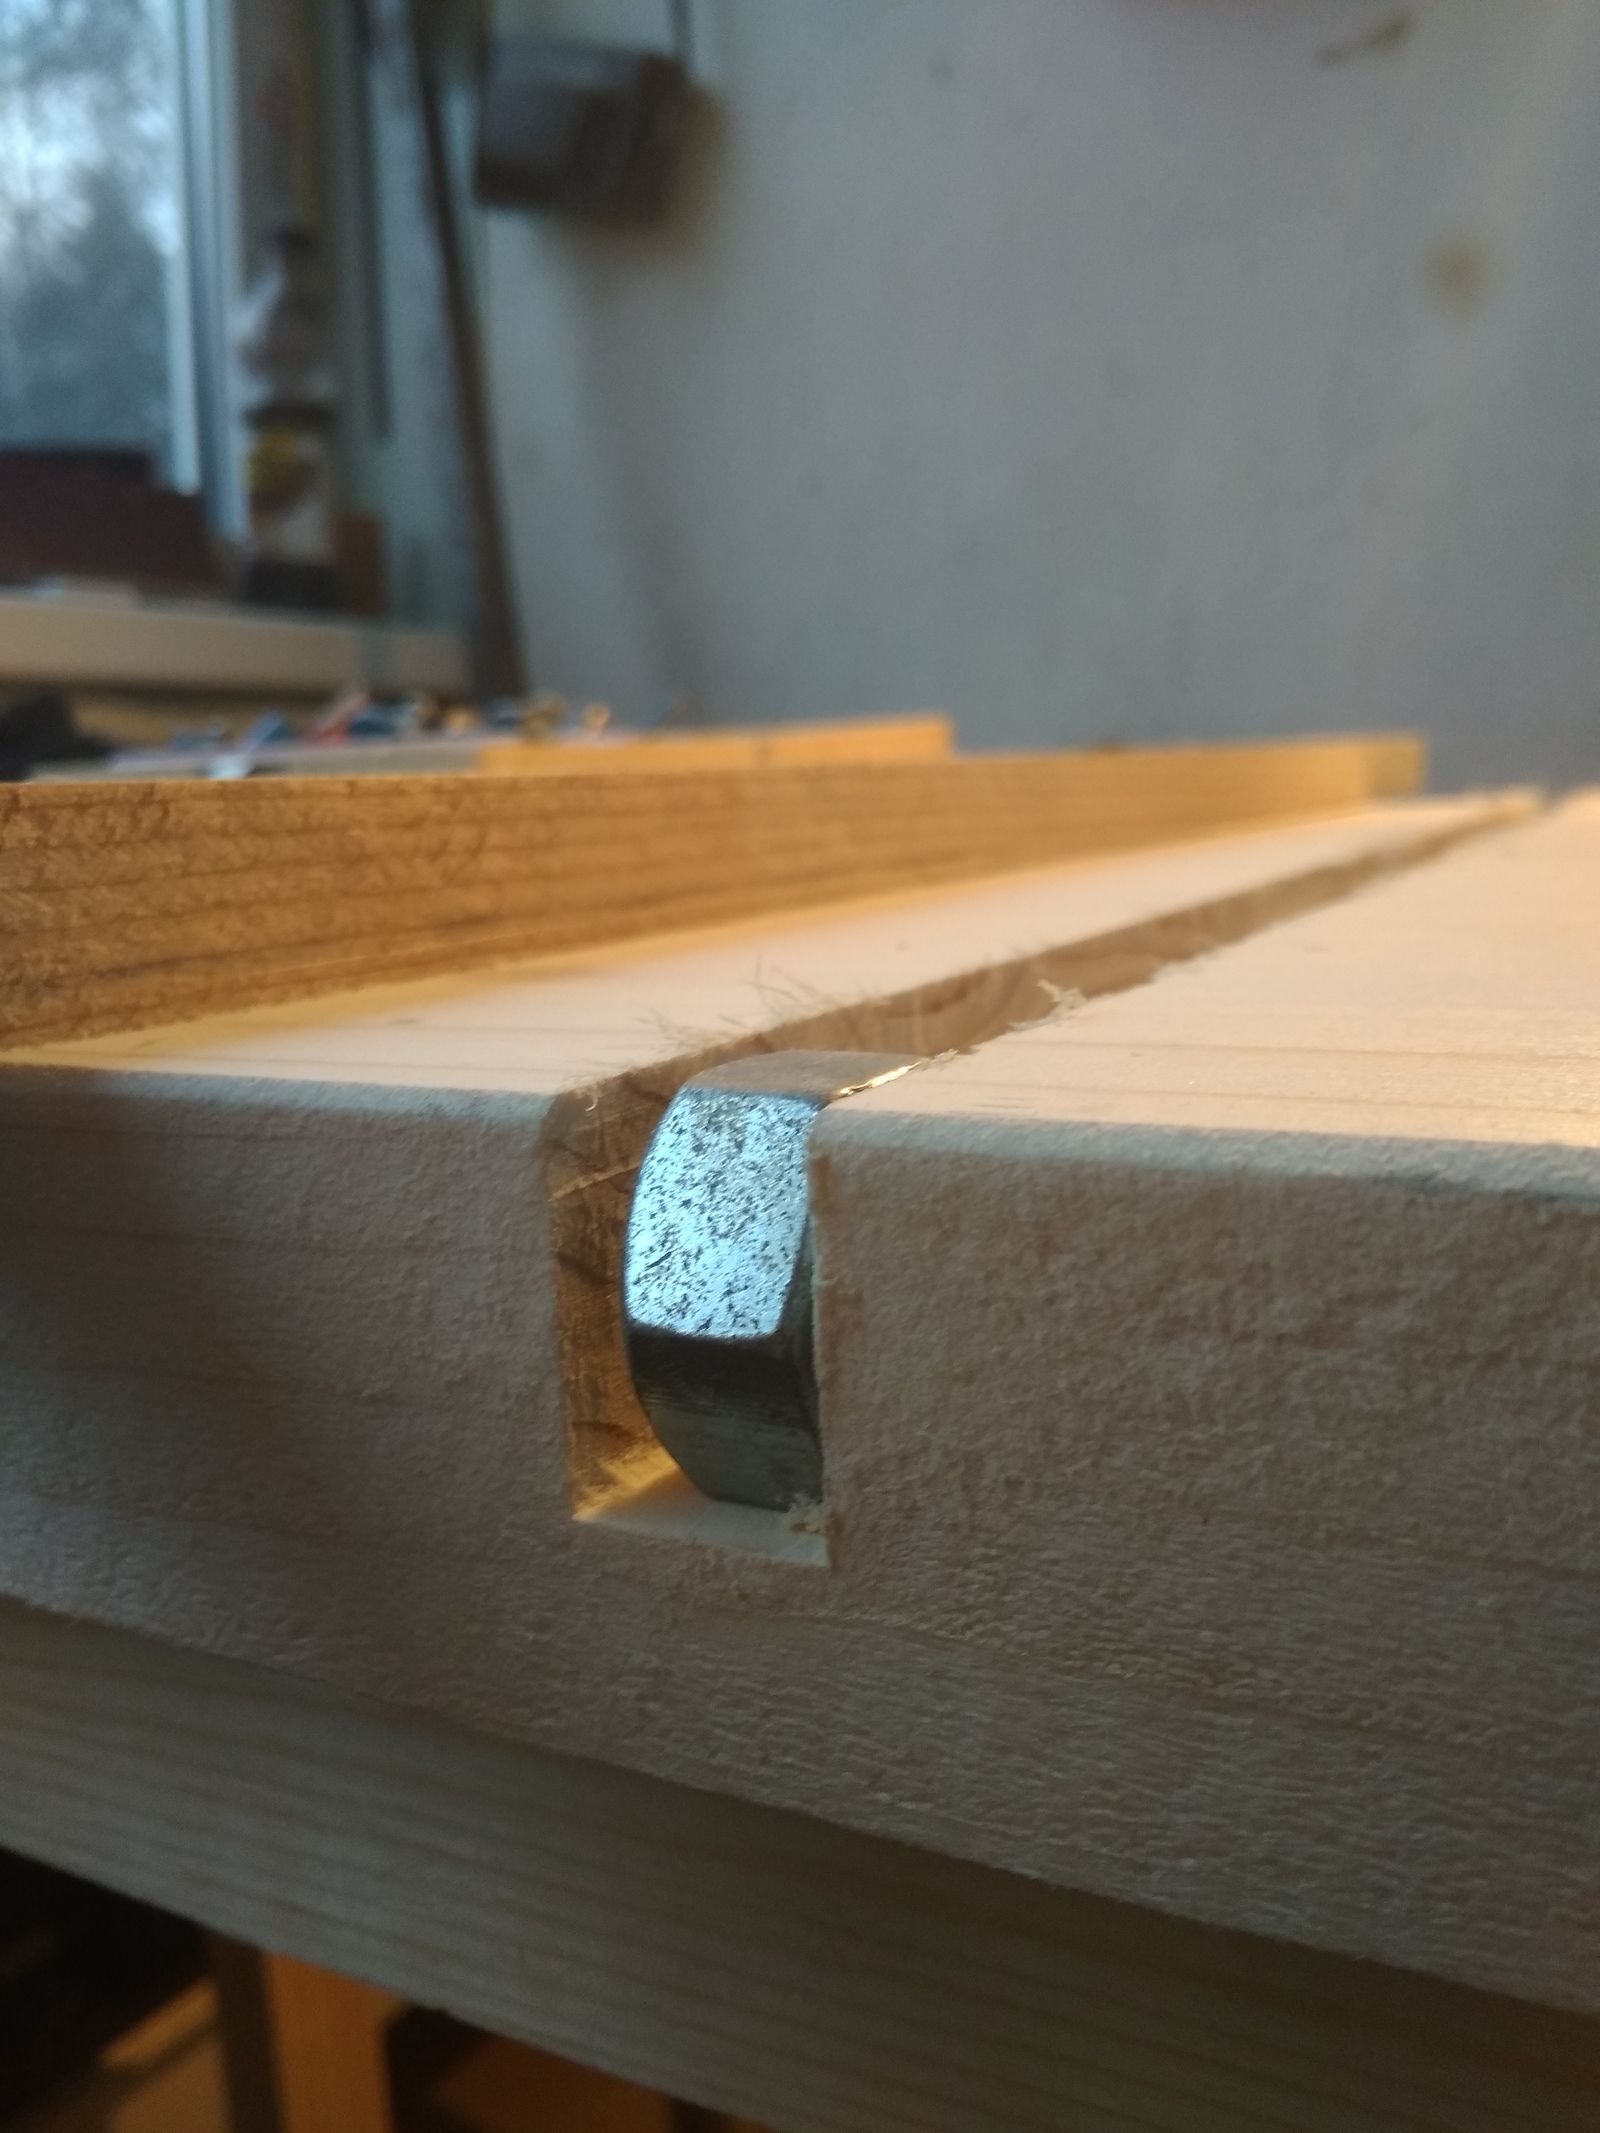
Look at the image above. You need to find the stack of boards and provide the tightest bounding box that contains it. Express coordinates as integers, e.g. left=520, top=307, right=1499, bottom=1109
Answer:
left=0, top=731, right=1595, bottom=2133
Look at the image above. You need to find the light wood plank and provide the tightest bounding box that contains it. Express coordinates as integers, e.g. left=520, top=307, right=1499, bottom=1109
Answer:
left=0, top=591, right=465, bottom=695
left=476, top=711, right=953, bottom=776
left=0, top=1602, right=1591, bottom=2133
left=0, top=732, right=1421, bottom=1048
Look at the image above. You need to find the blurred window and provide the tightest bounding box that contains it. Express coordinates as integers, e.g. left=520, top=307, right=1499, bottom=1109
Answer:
left=0, top=0, right=195, bottom=484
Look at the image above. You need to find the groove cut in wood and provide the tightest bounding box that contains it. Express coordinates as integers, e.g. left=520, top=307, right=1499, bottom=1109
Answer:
left=0, top=731, right=1422, bottom=1049
left=0, top=1602, right=1592, bottom=2133
left=548, top=792, right=1509, bottom=1509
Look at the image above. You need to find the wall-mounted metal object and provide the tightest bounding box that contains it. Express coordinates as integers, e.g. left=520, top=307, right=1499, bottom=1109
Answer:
left=623, top=1052, right=922, bottom=1511
left=474, top=37, right=690, bottom=221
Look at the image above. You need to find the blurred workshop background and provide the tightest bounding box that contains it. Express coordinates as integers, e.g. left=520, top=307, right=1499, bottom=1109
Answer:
left=2, top=2, right=1600, bottom=786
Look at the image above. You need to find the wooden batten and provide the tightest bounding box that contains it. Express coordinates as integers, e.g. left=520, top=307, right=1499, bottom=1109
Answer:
left=0, top=732, right=1421, bottom=1050
left=475, top=709, right=955, bottom=775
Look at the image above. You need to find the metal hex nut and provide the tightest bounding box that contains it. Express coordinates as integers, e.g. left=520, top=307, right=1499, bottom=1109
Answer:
left=623, top=1051, right=921, bottom=1510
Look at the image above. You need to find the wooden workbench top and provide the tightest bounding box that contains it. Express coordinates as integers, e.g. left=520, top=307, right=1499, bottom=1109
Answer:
left=6, top=777, right=1590, bottom=2016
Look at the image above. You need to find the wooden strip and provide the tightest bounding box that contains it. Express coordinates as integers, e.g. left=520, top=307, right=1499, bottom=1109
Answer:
left=0, top=732, right=1421, bottom=1049
left=476, top=710, right=954, bottom=775
left=0, top=1602, right=1591, bottom=2133
left=0, top=591, right=466, bottom=694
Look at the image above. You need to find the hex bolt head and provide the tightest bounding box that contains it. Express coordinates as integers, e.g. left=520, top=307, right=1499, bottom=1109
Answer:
left=622, top=1051, right=922, bottom=1511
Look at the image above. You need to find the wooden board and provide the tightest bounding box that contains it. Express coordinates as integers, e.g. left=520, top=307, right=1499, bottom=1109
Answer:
left=0, top=1600, right=1591, bottom=2133
left=2, top=792, right=1562, bottom=2008
left=0, top=589, right=466, bottom=695
left=811, top=791, right=1600, bottom=2008
left=0, top=731, right=1421, bottom=1049
left=476, top=710, right=953, bottom=776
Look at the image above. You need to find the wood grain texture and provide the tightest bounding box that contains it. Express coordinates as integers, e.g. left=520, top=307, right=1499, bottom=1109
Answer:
left=0, top=1602, right=1592, bottom=2133
left=0, top=795, right=1560, bottom=2008
left=814, top=793, right=1600, bottom=2009
left=0, top=732, right=1421, bottom=1049
left=476, top=711, right=953, bottom=776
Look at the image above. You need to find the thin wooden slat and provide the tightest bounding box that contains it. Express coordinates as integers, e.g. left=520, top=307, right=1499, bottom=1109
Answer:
left=0, top=733, right=1421, bottom=1049
left=476, top=710, right=954, bottom=775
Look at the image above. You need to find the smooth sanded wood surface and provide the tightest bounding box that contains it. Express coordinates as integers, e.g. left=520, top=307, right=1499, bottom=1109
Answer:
left=476, top=710, right=953, bottom=775
left=0, top=731, right=1421, bottom=1049
left=1, top=794, right=1558, bottom=2008
left=0, top=1601, right=1592, bottom=2133
left=813, top=792, right=1600, bottom=2010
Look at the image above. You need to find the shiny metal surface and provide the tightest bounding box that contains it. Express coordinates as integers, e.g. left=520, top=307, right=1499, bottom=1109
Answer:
left=623, top=1051, right=921, bottom=1511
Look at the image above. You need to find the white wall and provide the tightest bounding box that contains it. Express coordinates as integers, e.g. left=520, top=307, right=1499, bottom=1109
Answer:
left=480, top=1, right=1600, bottom=787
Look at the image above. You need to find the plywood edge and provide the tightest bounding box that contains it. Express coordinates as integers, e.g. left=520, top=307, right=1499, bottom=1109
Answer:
left=476, top=710, right=954, bottom=775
